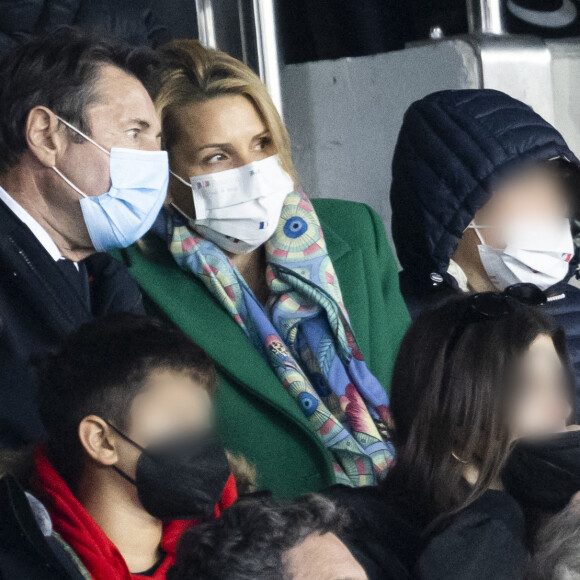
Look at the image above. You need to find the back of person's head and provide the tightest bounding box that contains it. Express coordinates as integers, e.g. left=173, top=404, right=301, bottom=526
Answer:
left=154, top=38, right=295, bottom=181
left=528, top=499, right=580, bottom=580
left=37, top=313, right=216, bottom=490
left=167, top=494, right=358, bottom=580
left=0, top=26, right=159, bottom=174
left=385, top=294, right=573, bottom=526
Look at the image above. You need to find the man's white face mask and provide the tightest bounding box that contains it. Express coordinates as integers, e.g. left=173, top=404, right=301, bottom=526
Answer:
left=171, top=154, right=294, bottom=254
left=467, top=218, right=574, bottom=291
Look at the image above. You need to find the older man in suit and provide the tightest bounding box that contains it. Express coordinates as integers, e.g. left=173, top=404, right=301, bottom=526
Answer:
left=0, top=28, right=168, bottom=447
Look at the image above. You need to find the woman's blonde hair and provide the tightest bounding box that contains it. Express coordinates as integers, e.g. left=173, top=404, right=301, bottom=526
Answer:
left=155, top=39, right=297, bottom=183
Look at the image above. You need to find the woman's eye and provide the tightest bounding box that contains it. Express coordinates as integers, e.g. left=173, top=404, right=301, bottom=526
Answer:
left=256, top=136, right=273, bottom=150
left=205, top=153, right=228, bottom=164
left=127, top=128, right=140, bottom=140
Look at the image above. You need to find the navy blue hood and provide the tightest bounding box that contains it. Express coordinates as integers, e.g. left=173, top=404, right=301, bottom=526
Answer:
left=390, top=89, right=580, bottom=290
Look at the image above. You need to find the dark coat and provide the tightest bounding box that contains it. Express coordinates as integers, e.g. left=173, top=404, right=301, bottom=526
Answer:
left=0, top=474, right=86, bottom=579
left=0, top=199, right=144, bottom=448
left=390, top=88, right=580, bottom=415
left=329, top=484, right=528, bottom=580
left=0, top=0, right=170, bottom=58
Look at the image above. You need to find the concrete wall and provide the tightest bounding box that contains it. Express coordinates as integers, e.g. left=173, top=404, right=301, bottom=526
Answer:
left=281, top=40, right=480, bottom=251
left=281, top=37, right=580, bottom=255
left=550, top=39, right=580, bottom=158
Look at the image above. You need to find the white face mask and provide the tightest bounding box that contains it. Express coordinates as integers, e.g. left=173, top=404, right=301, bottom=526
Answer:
left=171, top=154, right=294, bottom=254
left=468, top=219, right=574, bottom=291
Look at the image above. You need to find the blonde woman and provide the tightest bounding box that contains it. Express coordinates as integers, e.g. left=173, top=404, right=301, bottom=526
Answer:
left=121, top=40, right=409, bottom=497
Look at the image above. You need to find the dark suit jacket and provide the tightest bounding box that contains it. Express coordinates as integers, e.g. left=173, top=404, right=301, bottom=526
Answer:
left=0, top=199, right=144, bottom=447
left=0, top=475, right=86, bottom=579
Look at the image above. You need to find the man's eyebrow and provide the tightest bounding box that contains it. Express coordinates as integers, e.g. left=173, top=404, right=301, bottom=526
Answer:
left=127, top=119, right=151, bottom=129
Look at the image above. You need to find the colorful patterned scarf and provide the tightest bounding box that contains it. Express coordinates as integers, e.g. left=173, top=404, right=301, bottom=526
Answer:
left=161, top=191, right=394, bottom=486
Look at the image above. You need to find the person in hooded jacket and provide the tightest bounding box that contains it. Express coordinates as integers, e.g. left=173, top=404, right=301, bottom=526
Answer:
left=390, top=88, right=580, bottom=417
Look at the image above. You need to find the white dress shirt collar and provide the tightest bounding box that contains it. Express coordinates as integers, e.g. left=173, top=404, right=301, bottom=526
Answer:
left=0, top=186, right=64, bottom=262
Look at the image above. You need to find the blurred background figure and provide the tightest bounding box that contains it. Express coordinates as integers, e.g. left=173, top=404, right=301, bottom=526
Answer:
left=0, top=314, right=239, bottom=579
left=0, top=0, right=172, bottom=56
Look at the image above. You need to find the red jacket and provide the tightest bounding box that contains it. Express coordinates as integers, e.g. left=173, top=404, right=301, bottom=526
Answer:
left=33, top=448, right=238, bottom=579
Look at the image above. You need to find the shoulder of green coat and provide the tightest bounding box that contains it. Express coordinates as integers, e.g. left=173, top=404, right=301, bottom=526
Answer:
left=312, top=197, right=375, bottom=228
left=312, top=197, right=389, bottom=257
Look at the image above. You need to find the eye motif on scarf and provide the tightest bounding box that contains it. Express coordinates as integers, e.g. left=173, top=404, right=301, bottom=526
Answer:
left=166, top=191, right=393, bottom=486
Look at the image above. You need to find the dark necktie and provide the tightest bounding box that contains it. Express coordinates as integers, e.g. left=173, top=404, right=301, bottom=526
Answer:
left=56, top=258, right=90, bottom=308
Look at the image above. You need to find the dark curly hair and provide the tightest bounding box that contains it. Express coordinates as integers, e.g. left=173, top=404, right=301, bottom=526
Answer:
left=167, top=494, right=349, bottom=580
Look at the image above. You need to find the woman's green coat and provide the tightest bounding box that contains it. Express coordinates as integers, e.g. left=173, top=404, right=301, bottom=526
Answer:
left=118, top=198, right=410, bottom=497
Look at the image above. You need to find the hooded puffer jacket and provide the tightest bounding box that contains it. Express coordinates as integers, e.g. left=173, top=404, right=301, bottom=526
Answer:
left=390, top=88, right=580, bottom=416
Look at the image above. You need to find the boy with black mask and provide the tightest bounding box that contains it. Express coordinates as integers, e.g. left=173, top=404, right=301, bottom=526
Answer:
left=0, top=314, right=238, bottom=579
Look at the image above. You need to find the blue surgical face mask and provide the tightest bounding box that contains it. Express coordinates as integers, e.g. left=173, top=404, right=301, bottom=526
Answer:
left=52, top=116, right=169, bottom=252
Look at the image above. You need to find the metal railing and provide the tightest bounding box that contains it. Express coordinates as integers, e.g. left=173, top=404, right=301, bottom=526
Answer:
left=467, top=0, right=507, bottom=35
left=194, top=0, right=284, bottom=117
left=251, top=0, right=283, bottom=118
left=195, top=0, right=218, bottom=48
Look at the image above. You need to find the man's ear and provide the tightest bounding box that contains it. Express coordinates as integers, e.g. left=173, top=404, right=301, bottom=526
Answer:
left=25, top=106, right=68, bottom=168
left=78, top=415, right=119, bottom=467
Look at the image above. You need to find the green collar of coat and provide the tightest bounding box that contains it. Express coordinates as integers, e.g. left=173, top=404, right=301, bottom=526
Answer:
left=119, top=221, right=354, bottom=483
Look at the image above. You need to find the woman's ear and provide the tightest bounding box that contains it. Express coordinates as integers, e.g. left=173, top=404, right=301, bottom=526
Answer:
left=78, top=415, right=119, bottom=466
left=25, top=106, right=67, bottom=168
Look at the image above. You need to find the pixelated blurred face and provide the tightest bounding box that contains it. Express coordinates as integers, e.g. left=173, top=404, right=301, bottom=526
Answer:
left=283, top=532, right=368, bottom=580
left=168, top=94, right=277, bottom=217
left=510, top=334, right=572, bottom=440
left=113, top=369, right=212, bottom=480
left=473, top=165, right=570, bottom=249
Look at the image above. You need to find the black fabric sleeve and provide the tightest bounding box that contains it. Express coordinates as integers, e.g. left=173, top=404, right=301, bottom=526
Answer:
left=325, top=485, right=415, bottom=580
left=414, top=491, right=529, bottom=580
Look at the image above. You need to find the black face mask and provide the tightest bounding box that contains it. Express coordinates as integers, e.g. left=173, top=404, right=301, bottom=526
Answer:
left=502, top=430, right=580, bottom=512
left=106, top=422, right=232, bottom=521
